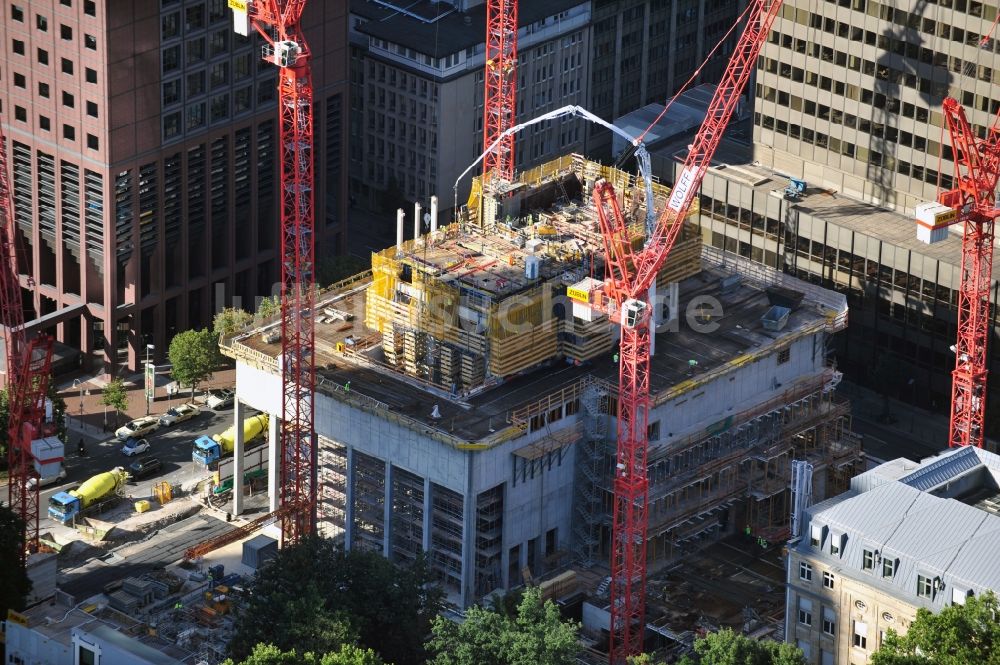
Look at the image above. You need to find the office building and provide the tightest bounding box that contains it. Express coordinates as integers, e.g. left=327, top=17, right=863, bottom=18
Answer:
left=587, top=0, right=744, bottom=159
left=348, top=0, right=591, bottom=216
left=0, top=0, right=348, bottom=374
left=787, top=445, right=1000, bottom=664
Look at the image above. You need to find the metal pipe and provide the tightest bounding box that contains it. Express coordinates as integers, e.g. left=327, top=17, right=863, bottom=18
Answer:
left=430, top=195, right=439, bottom=234
left=396, top=208, right=405, bottom=252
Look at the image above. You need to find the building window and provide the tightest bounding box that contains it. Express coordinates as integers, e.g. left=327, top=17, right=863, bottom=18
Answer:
left=777, top=348, right=791, bottom=364
left=39, top=115, right=50, bottom=131
left=163, top=111, right=182, bottom=139
left=37, top=48, right=48, bottom=65
left=799, top=562, right=813, bottom=581
left=36, top=14, right=47, bottom=31
left=60, top=0, right=71, bottom=6
left=162, top=12, right=180, bottom=40
left=917, top=575, right=933, bottom=598
left=823, top=571, right=835, bottom=589
left=210, top=93, right=229, bottom=122
left=13, top=39, right=25, bottom=55
left=187, top=70, right=205, bottom=97
left=84, top=0, right=95, bottom=16
left=862, top=549, right=875, bottom=572
left=163, top=45, right=181, bottom=73
left=210, top=29, right=227, bottom=56
left=853, top=621, right=868, bottom=649
left=38, top=82, right=49, bottom=98
left=210, top=62, right=228, bottom=88
left=13, top=72, right=25, bottom=88
left=62, top=91, right=74, bottom=107
left=86, top=101, right=98, bottom=117
left=84, top=33, right=96, bottom=50
left=822, top=607, right=836, bottom=635
left=11, top=4, right=23, bottom=21
left=163, top=79, right=181, bottom=105
left=830, top=535, right=841, bottom=556
left=14, top=105, right=26, bottom=122
left=185, top=5, right=204, bottom=31
left=953, top=587, right=972, bottom=606
left=186, top=37, right=205, bottom=64
left=61, top=58, right=74, bottom=74
left=60, top=24, right=72, bottom=40
left=78, top=645, right=96, bottom=665
left=798, top=598, right=813, bottom=626
left=882, top=558, right=895, bottom=578
left=85, top=67, right=97, bottom=83
left=86, top=134, right=98, bottom=150
left=63, top=124, right=75, bottom=140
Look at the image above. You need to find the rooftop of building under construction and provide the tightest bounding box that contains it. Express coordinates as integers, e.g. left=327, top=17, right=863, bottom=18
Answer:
left=225, top=155, right=847, bottom=446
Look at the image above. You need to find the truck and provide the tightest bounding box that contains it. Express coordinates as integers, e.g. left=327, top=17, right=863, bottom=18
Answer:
left=193, top=413, right=269, bottom=466
left=48, top=467, right=130, bottom=524
left=27, top=437, right=66, bottom=489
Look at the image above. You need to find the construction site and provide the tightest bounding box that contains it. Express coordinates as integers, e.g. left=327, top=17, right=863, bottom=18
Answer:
left=223, top=152, right=863, bottom=645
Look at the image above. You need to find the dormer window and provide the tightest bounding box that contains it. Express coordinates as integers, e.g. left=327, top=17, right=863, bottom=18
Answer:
left=811, top=524, right=824, bottom=548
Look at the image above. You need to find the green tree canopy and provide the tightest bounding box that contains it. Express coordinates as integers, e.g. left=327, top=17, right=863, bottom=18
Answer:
left=100, top=378, right=129, bottom=427
left=426, top=586, right=581, bottom=665
left=222, top=643, right=384, bottom=665
left=0, top=503, right=32, bottom=617
left=214, top=307, right=254, bottom=339
left=870, top=592, right=1000, bottom=665
left=228, top=537, right=441, bottom=665
left=676, top=629, right=806, bottom=665
left=168, top=328, right=221, bottom=398
left=255, top=295, right=280, bottom=322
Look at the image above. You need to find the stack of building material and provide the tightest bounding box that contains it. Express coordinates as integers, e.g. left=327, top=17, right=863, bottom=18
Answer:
left=108, top=589, right=141, bottom=613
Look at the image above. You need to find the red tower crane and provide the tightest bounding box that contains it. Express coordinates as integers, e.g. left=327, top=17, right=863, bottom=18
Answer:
left=590, top=2, right=784, bottom=661
left=242, top=0, right=316, bottom=542
left=0, top=123, right=54, bottom=564
left=936, top=98, right=1000, bottom=449
left=483, top=0, right=518, bottom=182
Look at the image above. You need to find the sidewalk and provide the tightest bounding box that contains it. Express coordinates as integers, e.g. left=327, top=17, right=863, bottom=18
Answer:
left=54, top=366, right=237, bottom=435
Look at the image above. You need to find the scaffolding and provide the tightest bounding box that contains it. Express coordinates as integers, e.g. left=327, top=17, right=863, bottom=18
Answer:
left=572, top=377, right=613, bottom=566
left=430, top=484, right=464, bottom=593
left=475, top=484, right=504, bottom=597
left=317, top=439, right=348, bottom=539
left=391, top=467, right=425, bottom=565
left=352, top=452, right=386, bottom=553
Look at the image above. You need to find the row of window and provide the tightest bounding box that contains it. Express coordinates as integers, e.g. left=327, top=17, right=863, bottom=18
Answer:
left=11, top=2, right=98, bottom=21
left=161, top=0, right=230, bottom=41
left=11, top=73, right=98, bottom=116
left=10, top=106, right=98, bottom=148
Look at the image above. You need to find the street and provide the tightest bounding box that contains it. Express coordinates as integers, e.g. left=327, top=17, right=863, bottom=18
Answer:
left=36, top=404, right=242, bottom=526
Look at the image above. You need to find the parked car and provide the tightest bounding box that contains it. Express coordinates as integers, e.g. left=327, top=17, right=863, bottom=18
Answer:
left=206, top=389, right=235, bottom=410
left=128, top=457, right=162, bottom=481
left=159, top=403, right=201, bottom=427
left=27, top=469, right=67, bottom=489
left=121, top=437, right=150, bottom=457
left=115, top=416, right=160, bottom=441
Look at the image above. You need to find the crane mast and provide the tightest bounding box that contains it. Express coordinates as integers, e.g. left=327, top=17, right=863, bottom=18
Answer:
left=244, top=0, right=316, bottom=543
left=937, top=98, right=1000, bottom=449
left=0, top=123, right=54, bottom=564
left=592, top=1, right=785, bottom=661
left=483, top=0, right=518, bottom=183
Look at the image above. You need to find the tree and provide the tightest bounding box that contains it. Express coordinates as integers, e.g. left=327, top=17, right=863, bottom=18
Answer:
left=676, top=629, right=806, bottom=665
left=0, top=503, right=32, bottom=618
left=214, top=307, right=254, bottom=339
left=870, top=592, right=1000, bottom=665
left=101, top=378, right=129, bottom=428
left=228, top=537, right=442, bottom=665
left=222, top=643, right=383, bottom=665
left=168, top=328, right=221, bottom=399
left=255, top=295, right=280, bottom=322
left=427, top=586, right=581, bottom=665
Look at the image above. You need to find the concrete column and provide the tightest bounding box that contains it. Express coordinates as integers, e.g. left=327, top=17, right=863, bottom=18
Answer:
left=460, top=452, right=476, bottom=607
left=383, top=463, right=394, bottom=558
left=422, top=477, right=432, bottom=554
left=414, top=202, right=422, bottom=241
left=267, top=414, right=279, bottom=513
left=232, top=399, right=246, bottom=516
left=430, top=196, right=439, bottom=235
left=344, top=446, right=355, bottom=551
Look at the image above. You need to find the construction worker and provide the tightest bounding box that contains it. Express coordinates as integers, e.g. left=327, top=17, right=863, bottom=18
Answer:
left=77, top=437, right=86, bottom=457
